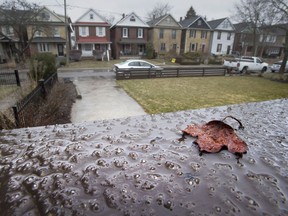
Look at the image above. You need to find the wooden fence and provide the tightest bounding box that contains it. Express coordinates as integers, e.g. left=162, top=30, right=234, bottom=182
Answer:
left=115, top=67, right=227, bottom=80
left=0, top=70, right=21, bottom=86
left=12, top=72, right=58, bottom=128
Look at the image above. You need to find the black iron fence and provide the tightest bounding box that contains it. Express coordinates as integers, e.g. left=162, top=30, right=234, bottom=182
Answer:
left=0, top=70, right=21, bottom=86
left=115, top=67, right=227, bottom=80
left=12, top=72, right=58, bottom=128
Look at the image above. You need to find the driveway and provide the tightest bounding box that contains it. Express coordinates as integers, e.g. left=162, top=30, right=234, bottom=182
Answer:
left=58, top=69, right=146, bottom=123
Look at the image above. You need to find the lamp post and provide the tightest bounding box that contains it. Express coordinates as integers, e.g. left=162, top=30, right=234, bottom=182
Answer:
left=64, top=0, right=69, bottom=64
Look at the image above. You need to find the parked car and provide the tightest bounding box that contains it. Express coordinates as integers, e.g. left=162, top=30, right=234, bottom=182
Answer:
left=113, top=59, right=163, bottom=72
left=223, top=56, right=268, bottom=73
left=270, top=60, right=288, bottom=73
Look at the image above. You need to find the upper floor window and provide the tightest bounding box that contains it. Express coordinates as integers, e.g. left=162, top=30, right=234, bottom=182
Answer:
left=137, top=28, right=143, bottom=38
left=217, top=31, right=221, bottom=40
left=227, top=32, right=231, bottom=40
left=41, top=12, right=50, bottom=21
left=130, top=16, right=136, bottom=22
left=197, top=19, right=202, bottom=26
left=54, top=27, right=60, bottom=37
left=160, top=43, right=166, bottom=51
left=90, top=14, right=94, bottom=20
left=189, top=30, right=196, bottom=38
left=96, top=27, right=106, bottom=37
left=172, top=30, right=176, bottom=39
left=222, top=20, right=229, bottom=28
left=159, top=29, right=164, bottom=39
left=201, top=31, right=207, bottom=39
left=2, top=26, right=14, bottom=36
left=122, top=28, right=128, bottom=38
left=79, top=26, right=89, bottom=37
left=36, top=30, right=43, bottom=37
left=167, top=17, right=171, bottom=24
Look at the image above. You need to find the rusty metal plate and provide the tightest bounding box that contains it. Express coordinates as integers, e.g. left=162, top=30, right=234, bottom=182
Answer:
left=0, top=99, right=287, bottom=215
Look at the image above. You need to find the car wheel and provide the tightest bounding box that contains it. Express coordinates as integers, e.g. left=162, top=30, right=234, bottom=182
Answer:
left=261, top=67, right=267, bottom=72
left=271, top=70, right=275, bottom=73
left=241, top=66, right=248, bottom=74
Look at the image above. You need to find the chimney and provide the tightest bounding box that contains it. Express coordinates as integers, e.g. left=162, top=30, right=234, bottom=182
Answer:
left=153, top=15, right=156, bottom=20
left=180, top=17, right=183, bottom=22
left=122, top=13, right=125, bottom=19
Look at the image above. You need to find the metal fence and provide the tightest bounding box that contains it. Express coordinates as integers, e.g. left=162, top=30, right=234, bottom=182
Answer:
left=0, top=70, right=21, bottom=86
left=12, top=72, right=58, bottom=128
left=115, top=67, right=227, bottom=80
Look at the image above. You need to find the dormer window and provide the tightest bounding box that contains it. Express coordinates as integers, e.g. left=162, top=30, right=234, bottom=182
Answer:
left=130, top=16, right=136, bottom=22
left=90, top=14, right=93, bottom=20
left=41, top=12, right=50, bottom=21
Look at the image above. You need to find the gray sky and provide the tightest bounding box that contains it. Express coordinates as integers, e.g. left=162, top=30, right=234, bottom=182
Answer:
left=23, top=0, right=240, bottom=22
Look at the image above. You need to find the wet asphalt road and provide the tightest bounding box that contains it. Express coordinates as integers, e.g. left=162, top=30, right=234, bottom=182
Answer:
left=58, top=69, right=146, bottom=123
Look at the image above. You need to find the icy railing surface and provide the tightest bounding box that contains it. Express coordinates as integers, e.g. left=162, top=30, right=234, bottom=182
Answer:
left=0, top=99, right=287, bottom=215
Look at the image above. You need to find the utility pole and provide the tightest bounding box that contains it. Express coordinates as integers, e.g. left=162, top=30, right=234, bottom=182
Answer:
left=64, top=0, right=69, bottom=64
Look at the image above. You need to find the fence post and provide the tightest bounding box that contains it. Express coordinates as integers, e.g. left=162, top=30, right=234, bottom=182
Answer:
left=202, top=68, right=205, bottom=76
left=177, top=68, right=180, bottom=77
left=12, top=106, right=20, bottom=128
left=14, top=70, right=21, bottom=86
left=38, top=79, right=47, bottom=99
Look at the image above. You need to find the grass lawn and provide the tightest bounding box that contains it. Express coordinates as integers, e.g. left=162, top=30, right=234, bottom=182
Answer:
left=117, top=76, right=288, bottom=114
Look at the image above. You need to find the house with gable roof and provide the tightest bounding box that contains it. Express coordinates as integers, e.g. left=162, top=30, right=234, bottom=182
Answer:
left=147, top=14, right=182, bottom=55
left=207, top=17, right=235, bottom=55
left=28, top=7, right=73, bottom=57
left=74, top=8, right=112, bottom=59
left=110, top=12, right=149, bottom=59
left=180, top=16, right=212, bottom=54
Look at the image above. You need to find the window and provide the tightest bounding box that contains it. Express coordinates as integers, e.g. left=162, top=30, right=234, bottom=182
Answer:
left=54, top=27, right=60, bottom=37
left=130, top=16, right=136, bottom=22
left=217, top=44, right=222, bottom=52
left=167, top=17, right=171, bottom=23
left=159, top=29, right=164, bottom=39
left=189, top=30, right=196, bottom=38
left=84, top=44, right=92, bottom=51
left=90, top=14, right=93, bottom=20
left=3, top=26, right=13, bottom=36
left=172, top=30, right=176, bottom=39
left=222, top=20, right=229, bottom=28
left=201, top=44, right=205, bottom=52
left=227, top=32, right=231, bottom=40
left=172, top=43, right=177, bottom=51
left=197, top=19, right=202, bottom=26
left=217, top=32, right=221, bottom=40
left=96, top=27, right=106, bottom=37
left=137, top=28, right=143, bottom=38
left=36, top=31, right=43, bottom=37
left=160, top=43, right=166, bottom=51
left=38, top=43, right=49, bottom=52
left=190, top=43, right=197, bottom=52
left=201, top=31, right=207, bottom=39
left=122, top=28, right=128, bottom=38
left=79, top=27, right=89, bottom=36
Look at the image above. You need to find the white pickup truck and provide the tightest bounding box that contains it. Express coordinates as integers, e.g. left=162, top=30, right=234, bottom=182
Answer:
left=223, top=56, right=269, bottom=73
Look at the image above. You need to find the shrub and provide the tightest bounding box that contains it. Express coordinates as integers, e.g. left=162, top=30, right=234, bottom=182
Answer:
left=145, top=42, right=156, bottom=59
left=29, top=53, right=57, bottom=82
left=69, top=50, right=82, bottom=61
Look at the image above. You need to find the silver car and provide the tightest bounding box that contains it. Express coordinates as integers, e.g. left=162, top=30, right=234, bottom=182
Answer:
left=113, top=59, right=163, bottom=72
left=270, top=60, right=288, bottom=72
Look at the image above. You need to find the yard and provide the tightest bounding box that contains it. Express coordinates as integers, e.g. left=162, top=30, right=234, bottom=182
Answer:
left=117, top=76, right=288, bottom=114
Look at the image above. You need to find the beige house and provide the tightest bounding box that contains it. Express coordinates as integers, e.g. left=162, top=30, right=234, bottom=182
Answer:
left=27, top=7, right=72, bottom=57
left=180, top=16, right=212, bottom=54
left=147, top=14, right=182, bottom=55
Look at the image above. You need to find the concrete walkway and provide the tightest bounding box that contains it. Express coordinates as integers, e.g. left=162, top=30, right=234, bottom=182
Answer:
left=59, top=70, right=146, bottom=123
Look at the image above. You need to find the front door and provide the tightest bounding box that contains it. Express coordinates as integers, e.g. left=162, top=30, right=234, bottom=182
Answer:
left=57, top=44, right=64, bottom=56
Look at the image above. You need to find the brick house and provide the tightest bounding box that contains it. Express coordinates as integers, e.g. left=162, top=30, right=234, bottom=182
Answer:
left=147, top=14, right=182, bottom=55
left=110, top=12, right=149, bottom=59
left=180, top=16, right=212, bottom=54
left=74, top=8, right=112, bottom=60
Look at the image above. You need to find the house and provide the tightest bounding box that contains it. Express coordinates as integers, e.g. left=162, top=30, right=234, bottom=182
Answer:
left=74, top=8, right=112, bottom=60
left=179, top=16, right=212, bottom=54
left=27, top=7, right=73, bottom=57
left=0, top=31, right=19, bottom=63
left=147, top=14, right=182, bottom=55
left=208, top=17, right=235, bottom=55
left=110, top=12, right=149, bottom=59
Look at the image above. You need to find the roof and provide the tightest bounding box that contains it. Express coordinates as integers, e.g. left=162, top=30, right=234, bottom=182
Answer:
left=207, top=18, right=226, bottom=29
left=233, top=22, right=252, bottom=32
left=147, top=14, right=182, bottom=28
left=75, top=8, right=110, bottom=25
left=179, top=16, right=199, bottom=28
left=112, top=12, right=149, bottom=28
left=76, top=36, right=112, bottom=44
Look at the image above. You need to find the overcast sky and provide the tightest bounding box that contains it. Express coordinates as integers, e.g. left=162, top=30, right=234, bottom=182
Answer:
left=16, top=0, right=240, bottom=23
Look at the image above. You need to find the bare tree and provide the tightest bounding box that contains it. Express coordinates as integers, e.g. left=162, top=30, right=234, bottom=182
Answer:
left=0, top=0, right=50, bottom=62
left=146, top=2, right=172, bottom=21
left=232, top=0, right=271, bottom=56
left=270, top=0, right=288, bottom=75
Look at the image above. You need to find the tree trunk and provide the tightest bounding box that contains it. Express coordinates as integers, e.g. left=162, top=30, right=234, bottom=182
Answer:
left=279, top=30, right=288, bottom=75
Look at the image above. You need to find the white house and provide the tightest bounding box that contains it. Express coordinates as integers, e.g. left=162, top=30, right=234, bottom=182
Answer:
left=208, top=18, right=235, bottom=55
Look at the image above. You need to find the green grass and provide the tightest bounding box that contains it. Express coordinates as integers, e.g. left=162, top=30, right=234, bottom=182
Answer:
left=0, top=86, right=18, bottom=100
left=117, top=76, right=288, bottom=114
